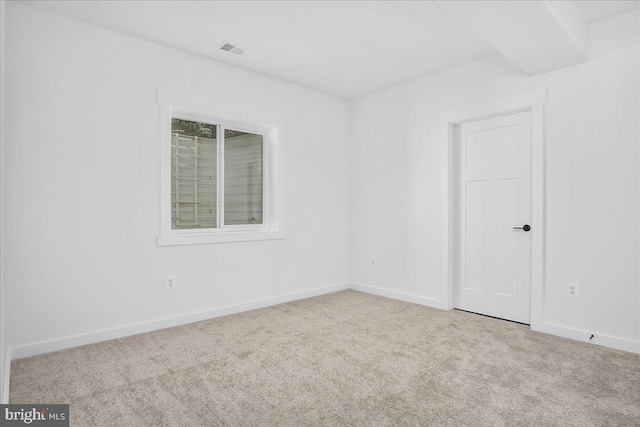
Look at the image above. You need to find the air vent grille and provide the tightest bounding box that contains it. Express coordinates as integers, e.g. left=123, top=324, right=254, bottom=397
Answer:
left=220, top=43, right=244, bottom=55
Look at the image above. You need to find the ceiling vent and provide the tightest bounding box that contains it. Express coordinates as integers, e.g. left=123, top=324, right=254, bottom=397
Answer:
left=220, top=43, right=244, bottom=55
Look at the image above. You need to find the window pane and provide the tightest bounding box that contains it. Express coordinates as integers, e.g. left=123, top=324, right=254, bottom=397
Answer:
left=224, top=129, right=263, bottom=225
left=171, top=118, right=217, bottom=229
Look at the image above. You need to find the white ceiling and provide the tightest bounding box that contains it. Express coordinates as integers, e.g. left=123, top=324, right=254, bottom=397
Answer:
left=575, top=1, right=639, bottom=24
left=18, top=1, right=640, bottom=99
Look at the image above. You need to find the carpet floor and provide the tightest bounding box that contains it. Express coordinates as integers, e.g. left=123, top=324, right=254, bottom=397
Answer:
left=10, top=290, right=640, bottom=426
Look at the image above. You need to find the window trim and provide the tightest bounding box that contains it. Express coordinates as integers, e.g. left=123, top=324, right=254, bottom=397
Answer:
left=157, top=89, right=285, bottom=246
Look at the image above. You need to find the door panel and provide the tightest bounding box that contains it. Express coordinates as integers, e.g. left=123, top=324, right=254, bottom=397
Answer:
left=466, top=125, right=519, bottom=170
left=465, top=180, right=486, bottom=292
left=496, top=178, right=519, bottom=297
left=454, top=111, right=532, bottom=324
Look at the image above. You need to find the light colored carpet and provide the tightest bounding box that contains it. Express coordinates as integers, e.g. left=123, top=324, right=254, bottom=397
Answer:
left=10, top=290, right=640, bottom=426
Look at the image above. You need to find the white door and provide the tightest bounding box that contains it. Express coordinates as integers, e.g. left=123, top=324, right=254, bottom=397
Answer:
left=454, top=111, right=532, bottom=324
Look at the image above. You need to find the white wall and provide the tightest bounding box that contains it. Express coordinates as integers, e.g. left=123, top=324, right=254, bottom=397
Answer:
left=4, top=4, right=350, bottom=352
left=0, top=0, right=7, bottom=405
left=350, top=11, right=640, bottom=350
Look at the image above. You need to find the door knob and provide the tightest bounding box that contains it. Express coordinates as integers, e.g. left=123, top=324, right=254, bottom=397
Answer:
left=513, top=224, right=531, bottom=232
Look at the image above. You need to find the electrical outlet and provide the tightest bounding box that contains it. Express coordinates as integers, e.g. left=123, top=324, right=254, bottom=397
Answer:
left=166, top=275, right=176, bottom=290
left=567, top=282, right=579, bottom=298
left=371, top=257, right=377, bottom=267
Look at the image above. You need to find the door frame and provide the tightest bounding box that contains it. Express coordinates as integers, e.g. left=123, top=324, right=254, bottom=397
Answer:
left=440, top=89, right=547, bottom=330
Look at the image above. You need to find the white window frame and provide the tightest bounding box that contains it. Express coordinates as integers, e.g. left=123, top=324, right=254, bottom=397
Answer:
left=157, top=89, right=285, bottom=246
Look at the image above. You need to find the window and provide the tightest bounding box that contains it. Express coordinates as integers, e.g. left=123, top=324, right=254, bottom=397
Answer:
left=171, top=119, right=264, bottom=230
left=171, top=118, right=218, bottom=229
left=158, top=90, right=284, bottom=245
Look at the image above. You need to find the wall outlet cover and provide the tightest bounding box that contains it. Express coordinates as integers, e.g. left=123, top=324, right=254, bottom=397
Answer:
left=166, top=275, right=176, bottom=290
left=567, top=282, right=579, bottom=297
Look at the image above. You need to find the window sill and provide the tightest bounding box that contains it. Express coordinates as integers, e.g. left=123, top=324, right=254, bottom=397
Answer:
left=157, top=229, right=286, bottom=246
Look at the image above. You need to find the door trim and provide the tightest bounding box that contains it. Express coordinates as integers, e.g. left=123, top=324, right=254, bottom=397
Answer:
left=440, top=89, right=547, bottom=331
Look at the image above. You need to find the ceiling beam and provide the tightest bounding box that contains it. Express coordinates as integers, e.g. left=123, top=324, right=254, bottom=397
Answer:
left=435, top=0, right=588, bottom=75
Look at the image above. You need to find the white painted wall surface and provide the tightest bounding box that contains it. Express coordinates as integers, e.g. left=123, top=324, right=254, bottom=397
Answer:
left=350, top=11, right=640, bottom=347
left=4, top=4, right=350, bottom=350
left=0, top=0, right=7, bottom=405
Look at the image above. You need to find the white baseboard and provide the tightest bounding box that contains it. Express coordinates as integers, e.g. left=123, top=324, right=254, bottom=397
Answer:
left=4, top=281, right=638, bottom=401
left=350, top=283, right=443, bottom=309
left=10, top=282, right=350, bottom=361
left=533, top=321, right=640, bottom=354
left=2, top=347, right=10, bottom=404
left=352, top=283, right=640, bottom=354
